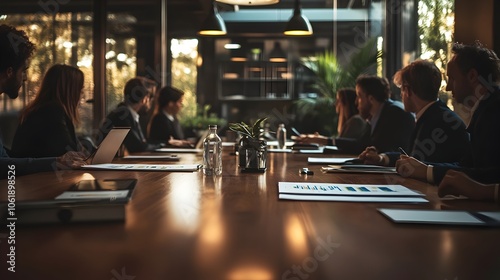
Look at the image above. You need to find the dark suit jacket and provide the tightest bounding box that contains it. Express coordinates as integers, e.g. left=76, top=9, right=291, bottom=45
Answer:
left=148, top=112, right=184, bottom=144
left=10, top=102, right=79, bottom=158
left=1, top=129, right=57, bottom=179
left=336, top=100, right=415, bottom=154
left=98, top=103, right=160, bottom=153
left=431, top=91, right=500, bottom=184
left=386, top=100, right=470, bottom=166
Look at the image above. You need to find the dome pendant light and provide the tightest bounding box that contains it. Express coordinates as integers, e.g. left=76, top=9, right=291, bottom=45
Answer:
left=216, top=0, right=279, bottom=5
left=199, top=2, right=227, bottom=36
left=284, top=0, right=313, bottom=36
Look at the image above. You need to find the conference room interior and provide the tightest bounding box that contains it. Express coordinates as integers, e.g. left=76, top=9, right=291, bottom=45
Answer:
left=1, top=0, right=500, bottom=280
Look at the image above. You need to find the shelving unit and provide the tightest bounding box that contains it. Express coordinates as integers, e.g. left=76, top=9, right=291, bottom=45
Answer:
left=218, top=60, right=293, bottom=101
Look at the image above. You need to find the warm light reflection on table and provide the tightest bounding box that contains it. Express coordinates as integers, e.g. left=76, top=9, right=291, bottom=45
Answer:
left=1, top=149, right=500, bottom=280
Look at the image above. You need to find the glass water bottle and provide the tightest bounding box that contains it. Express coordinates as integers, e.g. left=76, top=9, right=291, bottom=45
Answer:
left=203, top=125, right=222, bottom=175
left=277, top=123, right=287, bottom=149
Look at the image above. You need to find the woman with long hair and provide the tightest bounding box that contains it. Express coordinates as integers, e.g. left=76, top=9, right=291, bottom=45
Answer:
left=11, top=64, right=85, bottom=157
left=296, top=88, right=369, bottom=145
left=335, top=88, right=369, bottom=139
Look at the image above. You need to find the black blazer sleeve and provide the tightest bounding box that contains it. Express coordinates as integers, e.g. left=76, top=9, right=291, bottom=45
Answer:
left=370, top=101, right=415, bottom=153
left=0, top=157, right=57, bottom=179
left=148, top=113, right=174, bottom=144
left=99, top=105, right=160, bottom=153
left=385, top=101, right=471, bottom=167
left=431, top=93, right=500, bottom=184
left=10, top=104, right=79, bottom=158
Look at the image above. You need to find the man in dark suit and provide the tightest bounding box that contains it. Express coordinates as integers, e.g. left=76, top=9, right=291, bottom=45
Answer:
left=360, top=60, right=470, bottom=166
left=335, top=75, right=415, bottom=153
left=0, top=24, right=86, bottom=179
left=98, top=77, right=162, bottom=153
left=148, top=86, right=192, bottom=147
left=396, top=42, right=500, bottom=185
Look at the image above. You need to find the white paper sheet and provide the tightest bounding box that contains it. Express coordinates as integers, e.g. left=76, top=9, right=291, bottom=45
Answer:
left=321, top=166, right=397, bottom=174
left=308, top=157, right=358, bottom=164
left=378, top=209, right=486, bottom=225
left=267, top=148, right=292, bottom=153
left=278, top=182, right=424, bottom=196
left=82, top=164, right=201, bottom=171
left=155, top=148, right=203, bottom=153
left=279, top=194, right=428, bottom=203
left=55, top=190, right=130, bottom=200
left=123, top=155, right=179, bottom=160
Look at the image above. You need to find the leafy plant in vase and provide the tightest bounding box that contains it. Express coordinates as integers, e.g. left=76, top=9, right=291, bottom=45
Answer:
left=229, top=117, right=269, bottom=172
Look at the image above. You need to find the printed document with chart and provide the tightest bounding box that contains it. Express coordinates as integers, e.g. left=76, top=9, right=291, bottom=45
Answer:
left=278, top=182, right=427, bottom=203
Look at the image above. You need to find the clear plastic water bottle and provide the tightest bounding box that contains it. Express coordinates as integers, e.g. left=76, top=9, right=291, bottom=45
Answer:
left=203, top=125, right=222, bottom=176
left=277, top=123, right=286, bottom=149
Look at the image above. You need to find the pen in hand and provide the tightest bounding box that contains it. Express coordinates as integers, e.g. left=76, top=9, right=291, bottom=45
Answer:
left=398, top=147, right=409, bottom=156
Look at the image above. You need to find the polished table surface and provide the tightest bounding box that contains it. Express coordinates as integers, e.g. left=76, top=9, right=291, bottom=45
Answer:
left=1, top=149, right=500, bottom=280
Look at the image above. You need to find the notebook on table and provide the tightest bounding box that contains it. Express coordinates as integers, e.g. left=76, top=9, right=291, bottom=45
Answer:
left=0, top=179, right=137, bottom=225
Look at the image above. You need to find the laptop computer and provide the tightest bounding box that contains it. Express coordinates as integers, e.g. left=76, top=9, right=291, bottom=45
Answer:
left=87, top=128, right=130, bottom=164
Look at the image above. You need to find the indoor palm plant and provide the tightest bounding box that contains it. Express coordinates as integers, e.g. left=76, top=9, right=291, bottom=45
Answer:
left=229, top=117, right=268, bottom=171
left=295, top=37, right=382, bottom=136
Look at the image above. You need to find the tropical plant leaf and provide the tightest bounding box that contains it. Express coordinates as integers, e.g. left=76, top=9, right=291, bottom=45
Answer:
left=294, top=37, right=383, bottom=135
left=229, top=117, right=268, bottom=139
left=252, top=117, right=267, bottom=138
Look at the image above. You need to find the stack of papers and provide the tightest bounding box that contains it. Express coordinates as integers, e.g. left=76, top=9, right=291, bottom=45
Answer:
left=308, top=157, right=396, bottom=174
left=321, top=165, right=397, bottom=174
left=155, top=148, right=203, bottom=153
left=0, top=179, right=137, bottom=225
left=308, top=157, right=359, bottom=164
left=82, top=164, right=201, bottom=172
left=123, top=155, right=180, bottom=161
left=278, top=182, right=427, bottom=203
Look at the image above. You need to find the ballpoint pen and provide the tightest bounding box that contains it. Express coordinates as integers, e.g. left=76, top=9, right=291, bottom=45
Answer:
left=398, top=147, right=409, bottom=156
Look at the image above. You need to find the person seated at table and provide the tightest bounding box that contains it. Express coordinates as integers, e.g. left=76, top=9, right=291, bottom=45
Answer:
left=396, top=42, right=500, bottom=185
left=0, top=25, right=86, bottom=179
left=11, top=64, right=86, bottom=158
left=296, top=88, right=370, bottom=144
left=396, top=42, right=500, bottom=184
left=438, top=169, right=500, bottom=203
left=359, top=60, right=470, bottom=166
left=301, top=75, right=415, bottom=154
left=98, top=77, right=162, bottom=153
left=148, top=86, right=192, bottom=147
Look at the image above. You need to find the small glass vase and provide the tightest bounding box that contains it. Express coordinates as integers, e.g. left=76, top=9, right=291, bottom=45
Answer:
left=238, top=137, right=267, bottom=172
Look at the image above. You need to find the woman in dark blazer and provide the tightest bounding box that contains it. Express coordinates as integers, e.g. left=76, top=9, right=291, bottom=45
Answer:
left=10, top=64, right=85, bottom=157
left=148, top=86, right=192, bottom=147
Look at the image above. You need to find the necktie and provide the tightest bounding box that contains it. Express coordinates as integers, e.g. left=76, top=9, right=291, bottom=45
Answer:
left=173, top=118, right=184, bottom=140
left=135, top=120, right=146, bottom=142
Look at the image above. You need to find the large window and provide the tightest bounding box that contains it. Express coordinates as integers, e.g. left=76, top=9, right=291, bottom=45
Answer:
left=171, top=39, right=198, bottom=122
left=1, top=11, right=94, bottom=136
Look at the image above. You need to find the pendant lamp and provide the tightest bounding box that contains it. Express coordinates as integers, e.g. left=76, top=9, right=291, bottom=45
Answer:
left=284, top=0, right=313, bottom=36
left=199, top=2, right=227, bottom=36
left=216, top=0, right=279, bottom=5
left=269, top=42, right=286, bottom=62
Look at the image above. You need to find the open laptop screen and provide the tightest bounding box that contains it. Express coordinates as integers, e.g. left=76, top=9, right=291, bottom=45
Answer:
left=91, top=128, right=130, bottom=164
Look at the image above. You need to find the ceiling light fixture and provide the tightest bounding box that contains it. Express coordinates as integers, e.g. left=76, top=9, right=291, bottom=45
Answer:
left=216, top=0, right=279, bottom=5
left=284, top=0, right=313, bottom=36
left=198, top=2, right=227, bottom=36
left=269, top=42, right=286, bottom=62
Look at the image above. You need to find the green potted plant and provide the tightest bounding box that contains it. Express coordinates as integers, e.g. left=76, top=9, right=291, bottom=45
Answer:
left=229, top=117, right=268, bottom=172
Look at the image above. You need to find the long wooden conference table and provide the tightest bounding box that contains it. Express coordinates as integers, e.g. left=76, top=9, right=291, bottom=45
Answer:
left=1, top=149, right=500, bottom=280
